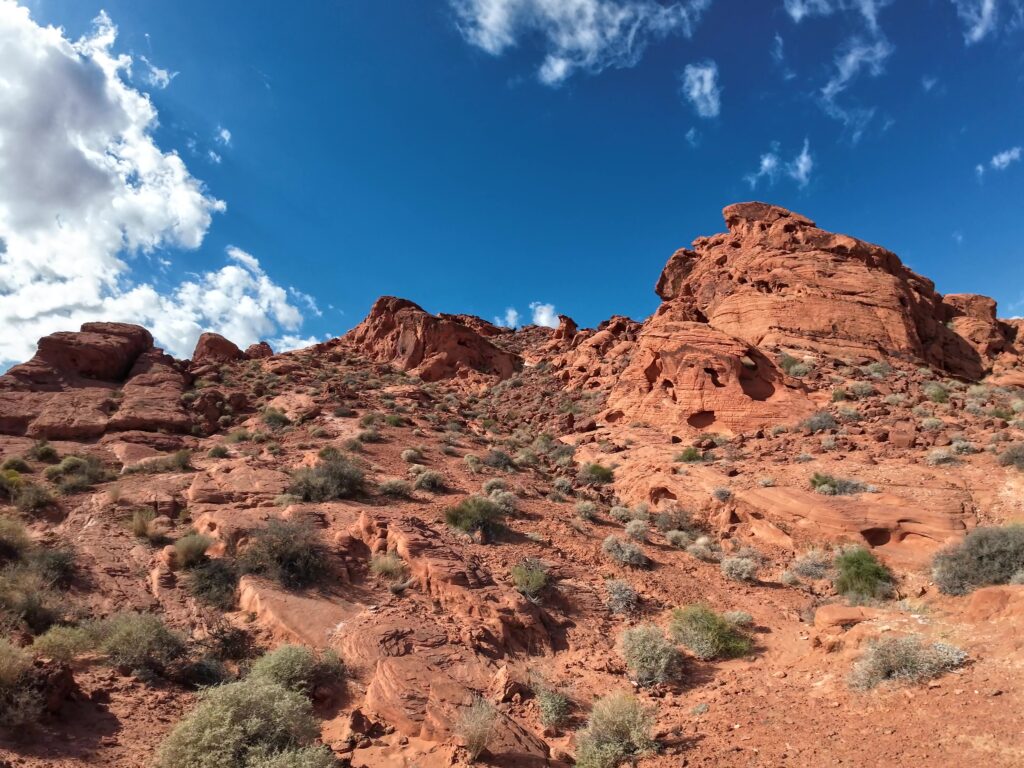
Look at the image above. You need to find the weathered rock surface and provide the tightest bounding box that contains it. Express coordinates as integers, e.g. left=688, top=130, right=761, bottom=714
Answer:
left=190, top=332, right=244, bottom=365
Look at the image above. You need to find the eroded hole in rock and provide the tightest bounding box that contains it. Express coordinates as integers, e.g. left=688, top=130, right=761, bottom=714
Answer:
left=670, top=435, right=682, bottom=443
left=650, top=487, right=677, bottom=504
left=861, top=528, right=892, bottom=547
left=704, top=368, right=724, bottom=387
left=605, top=410, right=624, bottom=423
left=687, top=410, right=716, bottom=429
left=739, top=373, right=775, bottom=401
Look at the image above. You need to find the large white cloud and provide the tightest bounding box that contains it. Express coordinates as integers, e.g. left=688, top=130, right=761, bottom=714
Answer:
left=0, top=3, right=317, bottom=365
left=451, top=0, right=711, bottom=85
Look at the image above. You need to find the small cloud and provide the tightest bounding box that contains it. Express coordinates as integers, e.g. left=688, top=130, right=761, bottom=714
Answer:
left=226, top=246, right=262, bottom=273
left=921, top=75, right=938, bottom=91
left=975, top=163, right=986, bottom=180
left=207, top=150, right=222, bottom=164
left=215, top=126, right=232, bottom=146
left=952, top=230, right=964, bottom=244
left=685, top=127, right=700, bottom=147
left=783, top=0, right=835, bottom=24
left=289, top=287, right=322, bottom=317
left=745, top=140, right=813, bottom=189
left=951, top=0, right=999, bottom=45
left=771, top=33, right=785, bottom=64
left=529, top=302, right=559, bottom=328
left=139, top=55, right=177, bottom=89
left=680, top=60, right=721, bottom=118
left=271, top=334, right=321, bottom=352
left=990, top=146, right=1022, bottom=170
left=788, top=139, right=814, bottom=188
left=820, top=35, right=893, bottom=141
left=494, top=307, right=520, bottom=328
left=745, top=146, right=781, bottom=188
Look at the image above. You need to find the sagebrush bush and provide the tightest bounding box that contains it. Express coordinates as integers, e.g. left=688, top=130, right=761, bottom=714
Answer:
left=95, top=612, right=185, bottom=672
left=125, top=450, right=193, bottom=475
left=156, top=678, right=324, bottom=768
left=187, top=559, right=239, bottom=610
left=238, top=520, right=329, bottom=589
left=488, top=489, right=518, bottom=515
left=674, top=447, right=704, bottom=463
left=369, top=553, right=406, bottom=581
left=14, top=482, right=53, bottom=513
left=605, top=579, right=638, bottom=614
left=624, top=520, right=648, bottom=542
left=262, top=407, right=291, bottom=429
left=27, top=440, right=58, bottom=462
left=32, top=624, right=92, bottom=662
left=248, top=645, right=344, bottom=696
left=445, top=496, right=503, bottom=536
left=834, top=547, right=891, bottom=600
left=578, top=463, right=613, bottom=486
left=849, top=636, right=966, bottom=690
left=400, top=448, right=422, bottom=464
left=536, top=686, right=571, bottom=729
left=711, top=487, right=732, bottom=502
left=669, top=605, right=751, bottom=660
left=455, top=697, right=497, bottom=760
left=574, top=690, right=655, bottom=768
left=288, top=457, right=364, bottom=501
left=923, top=382, right=948, bottom=403
left=0, top=637, right=42, bottom=726
left=997, top=443, right=1024, bottom=471
left=932, top=525, right=1024, bottom=595
left=618, top=625, right=683, bottom=686
left=809, top=472, right=869, bottom=496
left=413, top=470, right=446, bottom=491
left=720, top=556, right=759, bottom=582
left=481, top=478, right=506, bottom=495
left=801, top=411, right=837, bottom=433
left=552, top=477, right=573, bottom=495
left=686, top=536, right=721, bottom=562
left=575, top=501, right=597, bottom=520
left=510, top=558, right=548, bottom=599
left=665, top=529, right=691, bottom=548
left=174, top=533, right=212, bottom=569
left=483, top=449, right=515, bottom=471
left=602, top=535, right=647, bottom=567
left=791, top=548, right=832, bottom=580
left=378, top=478, right=412, bottom=497
left=0, top=517, right=30, bottom=563
left=652, top=506, right=689, bottom=532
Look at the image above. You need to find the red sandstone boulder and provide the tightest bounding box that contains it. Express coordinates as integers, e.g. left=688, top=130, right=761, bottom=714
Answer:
left=191, top=332, right=243, bottom=365
left=346, top=297, right=519, bottom=382
left=244, top=340, right=274, bottom=359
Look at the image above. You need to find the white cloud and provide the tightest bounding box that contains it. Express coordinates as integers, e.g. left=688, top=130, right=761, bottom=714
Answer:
left=820, top=35, right=893, bottom=140
left=208, top=150, right=222, bottom=164
left=784, top=0, right=891, bottom=31
left=529, top=301, right=559, bottom=328
left=451, top=0, right=711, bottom=85
left=745, top=140, right=813, bottom=188
left=494, top=307, right=520, bottom=328
left=0, top=4, right=315, bottom=365
left=216, top=126, right=232, bottom=145
left=783, top=0, right=834, bottom=23
left=990, top=146, right=1022, bottom=170
left=139, top=55, right=177, bottom=89
left=950, top=0, right=999, bottom=44
left=680, top=60, right=720, bottom=118
left=975, top=163, right=986, bottom=180
left=685, top=126, right=700, bottom=147
left=271, top=334, right=322, bottom=352
left=921, top=75, right=938, bottom=91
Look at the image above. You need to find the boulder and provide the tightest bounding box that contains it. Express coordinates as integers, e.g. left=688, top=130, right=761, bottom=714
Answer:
left=191, top=332, right=243, bottom=365
left=244, top=341, right=274, bottom=359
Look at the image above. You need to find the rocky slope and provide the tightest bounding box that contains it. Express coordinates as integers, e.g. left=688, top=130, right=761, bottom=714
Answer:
left=1, top=203, right=1023, bottom=768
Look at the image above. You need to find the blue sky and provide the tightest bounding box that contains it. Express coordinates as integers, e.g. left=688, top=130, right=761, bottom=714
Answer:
left=1, top=0, right=1022, bottom=363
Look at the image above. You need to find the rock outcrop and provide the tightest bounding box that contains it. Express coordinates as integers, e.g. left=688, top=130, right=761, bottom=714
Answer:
left=191, top=332, right=244, bottom=365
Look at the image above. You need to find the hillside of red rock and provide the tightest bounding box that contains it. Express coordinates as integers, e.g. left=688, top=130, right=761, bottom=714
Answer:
left=2, top=203, right=1023, bottom=768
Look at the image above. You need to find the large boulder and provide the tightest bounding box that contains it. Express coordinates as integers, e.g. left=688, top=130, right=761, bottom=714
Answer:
left=191, top=332, right=243, bottom=365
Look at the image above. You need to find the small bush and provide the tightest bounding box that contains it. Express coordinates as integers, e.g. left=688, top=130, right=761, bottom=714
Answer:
left=575, top=501, right=598, bottom=520
left=578, top=462, right=613, bottom=486
left=400, top=448, right=422, bottom=464
left=483, top=449, right=515, bottom=471
left=0, top=637, right=42, bottom=726
left=848, top=381, right=875, bottom=399
left=207, top=445, right=229, bottom=459
left=723, top=610, right=753, bottom=627
left=95, top=612, right=185, bottom=672
left=997, top=443, right=1024, bottom=471
left=849, top=636, right=967, bottom=690
left=414, top=470, right=446, bottom=491
left=802, top=411, right=837, bottom=433
left=124, top=451, right=194, bottom=475
left=834, top=547, right=892, bottom=600
left=187, top=559, right=239, bottom=610
left=711, top=487, right=732, bottom=502
left=652, top=506, right=689, bottom=532
left=481, top=478, right=506, bottom=494
left=720, top=556, right=759, bottom=582
left=665, top=529, right=691, bottom=548
left=155, top=678, right=322, bottom=768
left=0, top=518, right=30, bottom=563
left=15, top=483, right=53, bottom=513
left=932, top=525, right=1024, bottom=595
left=378, top=479, right=412, bottom=497
left=624, top=519, right=648, bottom=542
left=488, top=489, right=518, bottom=515
left=778, top=353, right=810, bottom=377
left=536, top=686, right=571, bottom=729
left=510, top=558, right=548, bottom=599
left=32, top=624, right=92, bottom=662
left=248, top=645, right=344, bottom=696
left=605, top=579, right=638, bottom=614
left=262, top=407, right=291, bottom=429
left=926, top=449, right=957, bottom=466
left=602, top=535, right=647, bottom=567
left=288, top=457, right=364, bottom=501
left=809, top=472, right=868, bottom=496
left=618, top=625, right=683, bottom=686
left=0, top=457, right=30, bottom=473
left=27, top=441, right=58, bottom=462
left=369, top=553, right=407, bottom=581
left=791, top=548, right=831, bottom=580
left=923, top=382, right=948, bottom=403
left=686, top=535, right=721, bottom=562
left=455, top=697, right=497, bottom=761
left=574, top=690, right=655, bottom=768
left=552, top=477, right=573, bottom=495
left=445, top=496, right=503, bottom=535
left=674, top=447, right=704, bottom=463
left=239, top=521, right=329, bottom=590
left=175, top=533, right=212, bottom=569
left=669, top=605, right=751, bottom=660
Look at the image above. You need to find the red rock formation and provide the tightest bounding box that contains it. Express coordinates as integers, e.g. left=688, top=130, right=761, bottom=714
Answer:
left=345, top=297, right=519, bottom=382
left=191, top=332, right=243, bottom=365
left=244, top=341, right=274, bottom=359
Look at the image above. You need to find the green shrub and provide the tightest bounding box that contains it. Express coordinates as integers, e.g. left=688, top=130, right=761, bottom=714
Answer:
left=997, top=444, right=1024, bottom=471
left=0, top=518, right=31, bottom=563
left=238, top=521, right=329, bottom=589
left=575, top=501, right=598, bottom=520
left=605, top=579, right=638, bottom=614
left=602, top=535, right=647, bottom=567
left=932, top=525, right=1024, bottom=595
left=801, top=411, right=837, bottom=434
left=834, top=547, right=892, bottom=600
left=849, top=636, right=967, bottom=690
left=510, top=558, right=548, bottom=599
left=156, top=678, right=323, bottom=768
left=674, top=447, right=705, bottom=463
left=809, top=472, right=869, bottom=496
left=14, top=483, right=53, bottom=513
left=483, top=449, right=515, bottom=471
left=665, top=529, right=691, bottom=548
left=778, top=353, right=811, bottom=377
left=369, top=553, right=407, bottom=581
left=288, top=457, right=364, bottom=501
left=536, top=686, right=571, bottom=729
left=923, top=382, right=948, bottom=403
left=413, top=470, right=445, bottom=491
left=188, top=559, right=239, bottom=610
left=208, top=445, right=229, bottom=459
left=1, top=457, right=30, bottom=473
left=262, top=408, right=291, bottom=429
left=720, top=555, right=759, bottom=582
left=45, top=454, right=108, bottom=492
left=95, top=612, right=185, bottom=672
left=248, top=645, right=344, bottom=696
left=488, top=489, right=517, bottom=515
left=32, top=625, right=92, bottom=662
left=652, top=506, right=689, bottom=532
left=444, top=496, right=503, bottom=536
left=175, top=533, right=213, bottom=569
left=378, top=479, right=412, bottom=497
left=574, top=690, right=655, bottom=768
left=668, top=605, right=751, bottom=660
left=618, top=625, right=683, bottom=686
left=578, top=463, right=613, bottom=486
left=0, top=637, right=42, bottom=726
left=27, top=440, right=58, bottom=462
left=454, top=697, right=497, bottom=761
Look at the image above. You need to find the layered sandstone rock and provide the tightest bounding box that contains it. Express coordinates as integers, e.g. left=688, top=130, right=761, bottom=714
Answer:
left=345, top=297, right=519, bottom=382
left=191, top=332, right=243, bottom=365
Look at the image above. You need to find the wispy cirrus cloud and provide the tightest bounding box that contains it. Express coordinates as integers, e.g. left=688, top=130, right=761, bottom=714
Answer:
left=745, top=139, right=814, bottom=189
left=680, top=60, right=720, bottom=117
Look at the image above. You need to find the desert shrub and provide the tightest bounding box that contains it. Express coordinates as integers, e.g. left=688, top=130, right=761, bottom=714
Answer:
left=445, top=496, right=503, bottom=535
left=997, top=443, right=1024, bottom=470
left=665, top=530, right=691, bottom=548
left=248, top=645, right=344, bottom=696
left=575, top=501, right=598, bottom=520
left=30, top=547, right=75, bottom=587
left=464, top=454, right=482, bottom=473
left=95, top=612, right=185, bottom=672
left=831, top=387, right=848, bottom=402
left=609, top=504, right=647, bottom=523
left=155, top=677, right=323, bottom=768
left=926, top=449, right=957, bottom=466
left=574, top=690, right=655, bottom=768
left=481, top=478, right=506, bottom=495
left=864, top=361, right=892, bottom=378
left=400, top=448, right=422, bottom=464
left=668, top=605, right=751, bottom=660
left=801, top=411, right=837, bottom=433
left=686, top=535, right=721, bottom=562
left=849, top=636, right=967, bottom=690
left=605, top=579, right=638, bottom=614
left=652, top=506, right=689, bottom=532
left=27, top=441, right=58, bottom=462
left=483, top=449, right=515, bottom=471
left=932, top=525, right=1024, bottom=595
left=618, top=625, right=683, bottom=686
left=536, top=686, right=571, bottom=729
left=288, top=457, right=364, bottom=501
left=356, top=427, right=382, bottom=443
left=455, top=697, right=497, bottom=761
left=602, top=536, right=647, bottom=567
left=834, top=547, right=892, bottom=600
left=488, top=490, right=518, bottom=515
left=723, top=610, right=754, bottom=627
left=333, top=405, right=355, bottom=418
left=720, top=556, right=759, bottom=582
left=188, top=559, right=239, bottom=610
left=175, top=533, right=212, bottom=569
left=791, top=548, right=832, bottom=580
left=923, top=382, right=948, bottom=403
left=238, top=521, right=329, bottom=590
left=510, top=558, right=548, bottom=599
left=44, top=455, right=108, bottom=493
left=378, top=479, right=412, bottom=497
left=920, top=417, right=943, bottom=432
left=624, top=520, right=648, bottom=542
left=131, top=508, right=158, bottom=539
left=0, top=457, right=29, bottom=473
left=809, top=472, right=868, bottom=496
left=262, top=408, right=291, bottom=429
left=32, top=624, right=92, bottom=662
left=778, top=354, right=810, bottom=377
left=711, top=487, right=732, bottom=502
left=384, top=414, right=404, bottom=427
left=951, top=439, right=978, bottom=455
left=369, top=553, right=406, bottom=581
left=14, top=482, right=53, bottom=513
left=207, top=445, right=229, bottom=459
left=552, top=477, right=573, bottom=496
left=0, top=637, right=42, bottom=726
left=848, top=381, right=875, bottom=399
left=578, top=463, right=613, bottom=486
left=0, top=518, right=30, bottom=563
left=225, top=429, right=251, bottom=444
left=413, top=470, right=446, bottom=491
left=674, top=447, right=705, bottom=463
left=245, top=746, right=336, bottom=768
